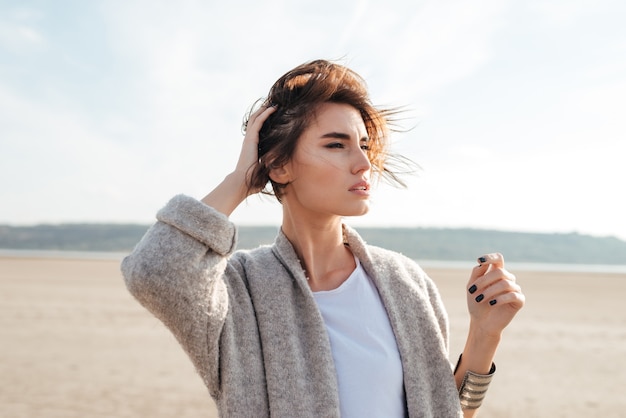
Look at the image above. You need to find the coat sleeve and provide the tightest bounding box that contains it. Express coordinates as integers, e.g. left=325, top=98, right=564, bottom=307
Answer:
left=120, top=194, right=236, bottom=395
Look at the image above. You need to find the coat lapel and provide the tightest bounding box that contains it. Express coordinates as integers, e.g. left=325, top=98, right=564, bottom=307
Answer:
left=343, top=224, right=461, bottom=417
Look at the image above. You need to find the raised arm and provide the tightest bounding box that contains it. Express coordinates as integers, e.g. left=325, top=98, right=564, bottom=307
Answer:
left=123, top=103, right=276, bottom=319
left=455, top=253, right=525, bottom=417
left=121, top=104, right=276, bottom=394
left=201, top=104, right=276, bottom=216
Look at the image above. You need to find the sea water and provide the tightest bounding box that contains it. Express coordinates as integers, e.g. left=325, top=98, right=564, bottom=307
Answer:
left=2, top=249, right=626, bottom=274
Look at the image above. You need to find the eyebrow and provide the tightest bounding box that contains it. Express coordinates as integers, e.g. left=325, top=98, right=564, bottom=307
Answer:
left=321, top=132, right=370, bottom=142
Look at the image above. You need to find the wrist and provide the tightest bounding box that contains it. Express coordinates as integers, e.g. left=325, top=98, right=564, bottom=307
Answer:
left=468, top=320, right=503, bottom=343
left=458, top=326, right=501, bottom=378
left=201, top=172, right=250, bottom=217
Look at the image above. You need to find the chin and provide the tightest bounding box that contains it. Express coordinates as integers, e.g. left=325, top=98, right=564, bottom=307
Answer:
left=344, top=204, right=370, bottom=217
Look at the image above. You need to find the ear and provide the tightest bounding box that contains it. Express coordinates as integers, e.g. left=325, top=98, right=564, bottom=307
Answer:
left=268, top=163, right=291, bottom=185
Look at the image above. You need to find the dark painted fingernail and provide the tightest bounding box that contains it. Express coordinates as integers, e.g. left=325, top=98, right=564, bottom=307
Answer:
left=478, top=256, right=487, bottom=264
left=489, top=299, right=497, bottom=306
left=468, top=284, right=477, bottom=294
left=475, top=294, right=485, bottom=303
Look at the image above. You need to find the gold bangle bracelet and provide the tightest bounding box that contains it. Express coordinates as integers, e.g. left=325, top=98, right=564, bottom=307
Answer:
left=458, top=359, right=496, bottom=410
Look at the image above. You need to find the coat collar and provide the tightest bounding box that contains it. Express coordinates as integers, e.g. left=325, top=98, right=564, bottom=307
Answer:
left=270, top=224, right=368, bottom=284
left=269, top=223, right=460, bottom=416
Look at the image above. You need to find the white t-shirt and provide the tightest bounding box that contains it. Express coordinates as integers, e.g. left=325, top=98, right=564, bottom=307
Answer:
left=313, top=257, right=406, bottom=417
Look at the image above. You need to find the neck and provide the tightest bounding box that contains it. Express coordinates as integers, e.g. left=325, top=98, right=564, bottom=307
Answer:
left=281, top=212, right=355, bottom=292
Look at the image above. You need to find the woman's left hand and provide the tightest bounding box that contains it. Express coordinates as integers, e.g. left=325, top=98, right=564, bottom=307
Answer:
left=466, top=253, right=525, bottom=337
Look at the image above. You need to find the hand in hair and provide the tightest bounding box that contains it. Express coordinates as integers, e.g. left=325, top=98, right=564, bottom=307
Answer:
left=200, top=104, right=276, bottom=216
left=237, top=104, right=277, bottom=194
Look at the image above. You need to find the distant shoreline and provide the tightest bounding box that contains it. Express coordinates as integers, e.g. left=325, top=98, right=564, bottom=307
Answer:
left=0, top=249, right=129, bottom=261
left=3, top=224, right=625, bottom=265
left=2, top=249, right=626, bottom=274
left=418, top=259, right=626, bottom=274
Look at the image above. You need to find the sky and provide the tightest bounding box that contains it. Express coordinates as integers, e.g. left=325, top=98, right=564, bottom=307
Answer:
left=1, top=0, right=625, bottom=240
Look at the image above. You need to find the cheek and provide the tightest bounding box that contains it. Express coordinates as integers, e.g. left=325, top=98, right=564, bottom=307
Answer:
left=294, top=148, right=345, bottom=172
left=293, top=156, right=342, bottom=186
left=290, top=161, right=343, bottom=199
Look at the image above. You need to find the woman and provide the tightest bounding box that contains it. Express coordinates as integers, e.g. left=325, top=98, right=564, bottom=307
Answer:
left=122, top=59, right=525, bottom=417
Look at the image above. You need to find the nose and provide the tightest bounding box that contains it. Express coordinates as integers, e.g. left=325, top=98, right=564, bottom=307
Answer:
left=352, top=147, right=372, bottom=175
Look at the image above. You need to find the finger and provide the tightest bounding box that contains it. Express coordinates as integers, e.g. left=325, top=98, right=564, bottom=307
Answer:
left=484, top=287, right=525, bottom=310
left=249, top=104, right=272, bottom=123
left=468, top=266, right=515, bottom=300
left=483, top=268, right=516, bottom=287
left=471, top=276, right=520, bottom=305
left=479, top=252, right=504, bottom=268
left=468, top=267, right=514, bottom=298
left=468, top=252, right=504, bottom=282
left=244, top=105, right=276, bottom=133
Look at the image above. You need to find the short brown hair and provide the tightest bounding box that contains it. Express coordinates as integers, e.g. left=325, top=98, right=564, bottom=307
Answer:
left=245, top=59, right=410, bottom=200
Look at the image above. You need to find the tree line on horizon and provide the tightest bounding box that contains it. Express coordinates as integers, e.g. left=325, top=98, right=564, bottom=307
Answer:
left=0, top=223, right=625, bottom=265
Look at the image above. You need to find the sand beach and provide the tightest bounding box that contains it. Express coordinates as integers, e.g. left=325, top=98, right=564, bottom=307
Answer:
left=1, top=255, right=625, bottom=417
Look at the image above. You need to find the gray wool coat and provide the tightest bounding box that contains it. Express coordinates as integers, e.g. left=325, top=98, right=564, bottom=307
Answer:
left=121, top=194, right=463, bottom=417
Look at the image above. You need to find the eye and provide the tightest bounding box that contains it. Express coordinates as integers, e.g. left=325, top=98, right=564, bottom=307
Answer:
left=325, top=142, right=345, bottom=149
left=360, top=144, right=371, bottom=151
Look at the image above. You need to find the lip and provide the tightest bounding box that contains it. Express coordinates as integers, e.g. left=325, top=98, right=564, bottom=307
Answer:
left=349, top=181, right=371, bottom=194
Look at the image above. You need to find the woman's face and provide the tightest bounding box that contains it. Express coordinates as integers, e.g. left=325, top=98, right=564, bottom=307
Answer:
left=276, top=102, right=372, bottom=220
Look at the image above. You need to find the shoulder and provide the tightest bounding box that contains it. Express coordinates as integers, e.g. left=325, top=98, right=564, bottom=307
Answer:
left=343, top=224, right=426, bottom=278
left=345, top=226, right=438, bottom=296
left=365, top=243, right=430, bottom=281
left=227, top=244, right=286, bottom=282
left=230, top=245, right=275, bottom=267
left=346, top=231, right=433, bottom=292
